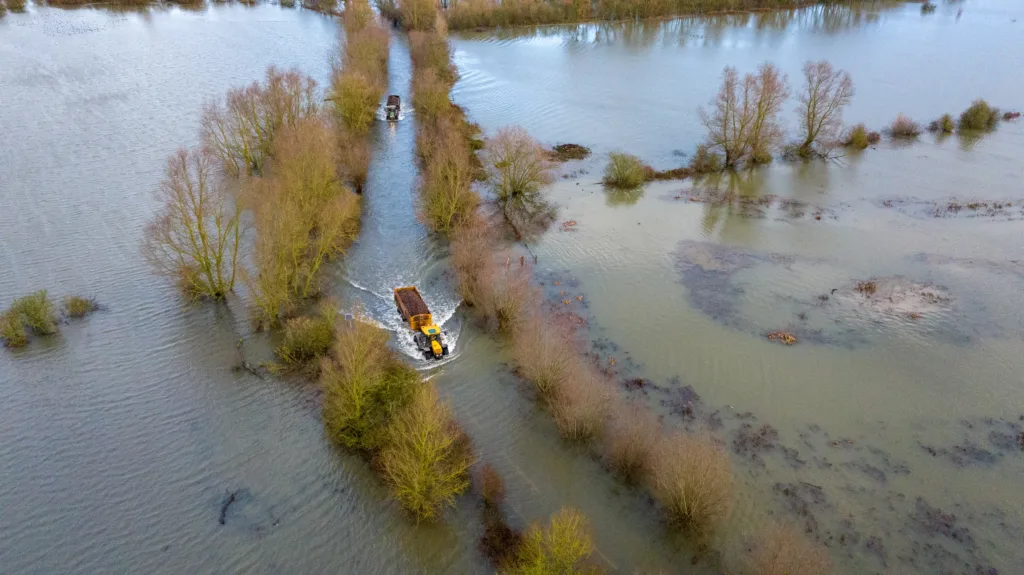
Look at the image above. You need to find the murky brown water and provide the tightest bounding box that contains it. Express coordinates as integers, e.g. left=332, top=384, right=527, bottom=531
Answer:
left=2, top=1, right=1023, bottom=573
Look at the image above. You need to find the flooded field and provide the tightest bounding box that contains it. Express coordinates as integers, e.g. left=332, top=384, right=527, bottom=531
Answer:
left=2, top=1, right=1023, bottom=573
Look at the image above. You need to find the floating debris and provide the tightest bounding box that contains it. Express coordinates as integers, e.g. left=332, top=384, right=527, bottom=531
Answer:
left=766, top=331, right=798, bottom=345
left=560, top=220, right=578, bottom=232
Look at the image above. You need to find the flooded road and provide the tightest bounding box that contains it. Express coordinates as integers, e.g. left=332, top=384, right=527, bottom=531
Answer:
left=2, top=1, right=1023, bottom=573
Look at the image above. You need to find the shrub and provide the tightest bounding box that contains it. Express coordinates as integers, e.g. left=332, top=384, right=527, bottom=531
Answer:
left=889, top=114, right=921, bottom=138
left=512, top=314, right=579, bottom=399
left=745, top=524, right=832, bottom=575
left=419, top=124, right=480, bottom=235
left=503, top=507, right=597, bottom=575
left=7, top=0, right=24, bottom=13
left=928, top=114, right=955, bottom=134
left=0, top=2, right=6, bottom=17
left=320, top=316, right=420, bottom=451
left=603, top=400, right=660, bottom=484
left=379, top=383, right=474, bottom=521
left=487, top=126, right=554, bottom=202
left=413, top=68, right=454, bottom=123
left=480, top=463, right=506, bottom=507
left=843, top=123, right=870, bottom=149
left=603, top=152, right=647, bottom=188
left=62, top=296, right=97, bottom=318
left=550, top=364, right=611, bottom=442
left=1, top=310, right=28, bottom=348
left=450, top=217, right=497, bottom=307
left=399, top=0, right=437, bottom=30
left=959, top=99, right=1000, bottom=131
left=688, top=144, right=724, bottom=173
left=274, top=300, right=338, bottom=369
left=331, top=71, right=381, bottom=136
left=650, top=432, right=734, bottom=538
left=409, top=31, right=456, bottom=85
left=483, top=259, right=537, bottom=334
left=11, top=291, right=58, bottom=336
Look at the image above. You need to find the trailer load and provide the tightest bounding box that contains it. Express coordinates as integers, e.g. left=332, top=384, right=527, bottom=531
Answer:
left=393, top=286, right=448, bottom=360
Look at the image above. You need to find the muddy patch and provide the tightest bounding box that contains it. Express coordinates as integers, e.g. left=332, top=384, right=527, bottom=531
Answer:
left=912, top=253, right=1024, bottom=281
left=668, top=187, right=839, bottom=221
left=548, top=143, right=591, bottom=162
left=832, top=276, right=951, bottom=318
left=880, top=197, right=1024, bottom=220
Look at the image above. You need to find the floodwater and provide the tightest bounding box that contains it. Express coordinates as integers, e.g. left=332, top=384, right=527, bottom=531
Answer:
left=1, top=1, right=1022, bottom=574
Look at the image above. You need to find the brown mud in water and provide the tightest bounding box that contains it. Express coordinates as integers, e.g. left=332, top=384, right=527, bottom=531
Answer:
left=880, top=197, right=1024, bottom=220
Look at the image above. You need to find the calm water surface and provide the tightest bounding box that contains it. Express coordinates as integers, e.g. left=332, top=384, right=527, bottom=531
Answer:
left=2, top=1, right=1023, bottom=573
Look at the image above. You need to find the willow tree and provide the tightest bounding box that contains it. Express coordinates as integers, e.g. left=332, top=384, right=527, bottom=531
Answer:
left=487, top=126, right=555, bottom=239
left=796, top=60, right=854, bottom=158
left=701, top=64, right=790, bottom=168
left=142, top=148, right=242, bottom=301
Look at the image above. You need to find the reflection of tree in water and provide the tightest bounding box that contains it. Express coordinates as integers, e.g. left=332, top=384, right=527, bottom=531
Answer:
left=604, top=185, right=645, bottom=206
left=466, top=2, right=896, bottom=48
left=697, top=169, right=767, bottom=237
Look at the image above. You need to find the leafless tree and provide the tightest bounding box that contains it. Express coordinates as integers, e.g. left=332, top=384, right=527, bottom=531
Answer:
left=142, top=148, right=242, bottom=301
left=746, top=63, right=790, bottom=163
left=486, top=126, right=555, bottom=239
left=796, top=60, right=854, bottom=157
left=700, top=67, right=751, bottom=169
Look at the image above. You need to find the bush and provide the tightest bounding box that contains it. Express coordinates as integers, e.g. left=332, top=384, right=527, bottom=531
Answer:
left=274, top=300, right=338, bottom=370
left=409, top=31, right=456, bottom=85
left=7, top=0, right=24, bottom=13
left=413, top=68, right=454, bottom=123
left=63, top=296, right=97, bottom=318
left=503, top=507, right=597, bottom=575
left=843, top=123, right=871, bottom=149
left=450, top=217, right=497, bottom=307
left=419, top=124, right=480, bottom=235
left=379, top=383, right=474, bottom=521
left=650, top=432, right=734, bottom=538
left=11, top=291, right=58, bottom=336
left=603, top=152, right=647, bottom=188
left=603, top=400, right=660, bottom=484
left=399, top=0, right=437, bottom=30
left=688, top=144, right=724, bottom=173
left=959, top=99, right=1000, bottom=131
left=1, top=310, right=28, bottom=348
left=745, top=524, right=832, bottom=575
left=487, top=126, right=554, bottom=202
left=550, top=365, right=611, bottom=443
left=331, top=71, right=381, bottom=136
left=888, top=114, right=921, bottom=138
left=481, top=258, right=537, bottom=335
left=928, top=114, right=955, bottom=134
left=512, top=314, right=579, bottom=399
left=320, top=316, right=420, bottom=451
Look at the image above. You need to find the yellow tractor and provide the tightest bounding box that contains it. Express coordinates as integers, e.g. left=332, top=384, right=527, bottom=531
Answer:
left=393, top=286, right=449, bottom=360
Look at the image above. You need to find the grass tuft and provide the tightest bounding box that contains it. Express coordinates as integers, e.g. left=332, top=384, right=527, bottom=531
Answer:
left=11, top=291, right=58, bottom=336
left=603, top=152, right=647, bottom=188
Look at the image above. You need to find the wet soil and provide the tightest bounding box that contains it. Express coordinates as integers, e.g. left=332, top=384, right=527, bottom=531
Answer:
left=668, top=187, right=838, bottom=221
left=548, top=143, right=591, bottom=162
left=880, top=197, right=1024, bottom=220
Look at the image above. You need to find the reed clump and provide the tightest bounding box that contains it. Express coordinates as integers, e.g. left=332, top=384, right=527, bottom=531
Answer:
left=379, top=383, right=474, bottom=521
left=274, top=300, right=338, bottom=371
left=744, top=524, right=832, bottom=575
left=502, top=507, right=599, bottom=575
left=958, top=99, right=1000, bottom=132
left=603, top=151, right=647, bottom=188
left=888, top=114, right=921, bottom=139
left=650, top=432, right=734, bottom=538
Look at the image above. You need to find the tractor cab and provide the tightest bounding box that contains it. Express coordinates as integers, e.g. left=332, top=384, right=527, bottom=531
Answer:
left=414, top=324, right=449, bottom=360
left=385, top=95, right=400, bottom=121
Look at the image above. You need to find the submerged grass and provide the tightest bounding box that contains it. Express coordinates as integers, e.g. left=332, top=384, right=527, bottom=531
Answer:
left=11, top=290, right=58, bottom=336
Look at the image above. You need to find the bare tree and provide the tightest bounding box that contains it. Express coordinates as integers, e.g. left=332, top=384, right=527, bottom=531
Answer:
left=746, top=63, right=790, bottom=164
left=700, top=67, right=752, bottom=169
left=142, top=148, right=242, bottom=301
left=486, top=126, right=555, bottom=239
left=796, top=60, right=854, bottom=157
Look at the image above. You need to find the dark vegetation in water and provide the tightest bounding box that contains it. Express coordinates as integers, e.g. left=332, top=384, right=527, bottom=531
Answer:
left=503, top=507, right=600, bottom=574
left=602, top=151, right=647, bottom=188
left=271, top=299, right=338, bottom=374
left=927, top=113, right=955, bottom=134
left=958, top=99, right=1000, bottom=132
left=2, top=290, right=98, bottom=349
left=881, top=197, right=1024, bottom=221
left=842, top=123, right=878, bottom=149
left=477, top=465, right=525, bottom=569
left=442, top=0, right=853, bottom=31
left=548, top=143, right=591, bottom=162
left=887, top=113, right=921, bottom=139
